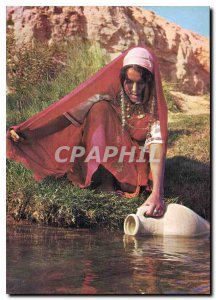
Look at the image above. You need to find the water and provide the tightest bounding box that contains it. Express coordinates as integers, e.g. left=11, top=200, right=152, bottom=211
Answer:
left=7, top=224, right=210, bottom=295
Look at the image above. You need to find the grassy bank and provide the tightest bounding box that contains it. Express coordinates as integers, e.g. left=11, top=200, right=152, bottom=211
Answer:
left=166, top=113, right=210, bottom=220
left=6, top=38, right=210, bottom=229
left=6, top=113, right=210, bottom=229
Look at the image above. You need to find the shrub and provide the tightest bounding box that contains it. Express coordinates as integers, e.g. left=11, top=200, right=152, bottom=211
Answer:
left=162, top=81, right=183, bottom=112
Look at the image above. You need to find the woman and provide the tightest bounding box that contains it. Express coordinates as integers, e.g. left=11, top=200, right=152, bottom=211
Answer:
left=7, top=46, right=168, bottom=217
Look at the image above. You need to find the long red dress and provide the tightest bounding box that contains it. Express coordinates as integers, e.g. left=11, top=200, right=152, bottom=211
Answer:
left=6, top=46, right=168, bottom=195
left=65, top=99, right=152, bottom=189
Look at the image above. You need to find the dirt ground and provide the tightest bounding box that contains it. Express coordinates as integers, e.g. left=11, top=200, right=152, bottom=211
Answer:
left=170, top=91, right=210, bottom=115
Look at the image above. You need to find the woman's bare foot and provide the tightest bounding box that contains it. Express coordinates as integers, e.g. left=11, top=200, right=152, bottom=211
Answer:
left=120, top=182, right=136, bottom=193
left=95, top=165, right=115, bottom=193
left=95, top=183, right=115, bottom=193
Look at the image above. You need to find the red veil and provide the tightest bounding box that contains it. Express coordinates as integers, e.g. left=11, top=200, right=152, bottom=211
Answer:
left=6, top=46, right=168, bottom=183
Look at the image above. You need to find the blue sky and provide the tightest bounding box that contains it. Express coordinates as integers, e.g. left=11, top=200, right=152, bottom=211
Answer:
left=143, top=6, right=210, bottom=37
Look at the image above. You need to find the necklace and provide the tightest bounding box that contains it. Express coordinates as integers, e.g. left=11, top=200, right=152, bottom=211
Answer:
left=124, top=100, right=147, bottom=119
left=119, top=91, right=148, bottom=120
left=118, top=89, right=156, bottom=133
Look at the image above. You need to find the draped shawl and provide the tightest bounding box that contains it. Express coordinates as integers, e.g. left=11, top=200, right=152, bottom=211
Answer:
left=6, top=46, right=168, bottom=182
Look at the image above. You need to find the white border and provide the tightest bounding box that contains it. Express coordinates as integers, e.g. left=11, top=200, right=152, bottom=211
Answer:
left=1, top=1, right=214, bottom=299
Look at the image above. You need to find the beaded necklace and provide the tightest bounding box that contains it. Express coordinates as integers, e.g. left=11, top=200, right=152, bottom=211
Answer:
left=119, top=89, right=157, bottom=133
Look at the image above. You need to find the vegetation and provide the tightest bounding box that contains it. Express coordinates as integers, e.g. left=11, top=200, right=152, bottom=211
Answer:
left=6, top=32, right=210, bottom=229
left=7, top=28, right=109, bottom=126
left=166, top=114, right=210, bottom=220
left=162, top=81, right=183, bottom=113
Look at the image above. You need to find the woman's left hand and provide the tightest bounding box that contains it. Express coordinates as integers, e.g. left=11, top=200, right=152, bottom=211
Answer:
left=139, top=192, right=165, bottom=217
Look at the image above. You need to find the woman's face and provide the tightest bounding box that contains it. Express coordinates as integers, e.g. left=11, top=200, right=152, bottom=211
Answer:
left=124, top=68, right=146, bottom=104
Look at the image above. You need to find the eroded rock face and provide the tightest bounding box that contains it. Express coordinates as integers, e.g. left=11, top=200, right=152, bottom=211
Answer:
left=7, top=6, right=209, bottom=95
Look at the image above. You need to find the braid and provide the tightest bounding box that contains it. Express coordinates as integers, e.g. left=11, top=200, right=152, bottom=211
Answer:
left=120, top=89, right=126, bottom=132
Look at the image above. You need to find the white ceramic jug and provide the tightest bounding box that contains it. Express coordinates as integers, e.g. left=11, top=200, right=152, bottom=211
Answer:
left=124, top=203, right=210, bottom=237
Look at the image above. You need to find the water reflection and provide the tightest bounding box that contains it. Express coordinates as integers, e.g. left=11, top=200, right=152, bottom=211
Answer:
left=7, top=224, right=210, bottom=295
left=123, top=235, right=210, bottom=294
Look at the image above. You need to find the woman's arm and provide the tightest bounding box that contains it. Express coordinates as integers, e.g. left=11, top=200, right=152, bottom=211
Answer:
left=9, top=115, right=71, bottom=142
left=9, top=94, right=112, bottom=143
left=140, top=143, right=166, bottom=217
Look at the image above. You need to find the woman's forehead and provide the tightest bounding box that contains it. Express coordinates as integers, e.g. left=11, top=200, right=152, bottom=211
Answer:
left=126, top=68, right=142, bottom=80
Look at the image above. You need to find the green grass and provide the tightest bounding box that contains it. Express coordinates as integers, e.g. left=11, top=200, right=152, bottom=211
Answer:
left=7, top=160, right=143, bottom=230
left=166, top=114, right=210, bottom=220
left=7, top=38, right=109, bottom=127
left=6, top=37, right=210, bottom=228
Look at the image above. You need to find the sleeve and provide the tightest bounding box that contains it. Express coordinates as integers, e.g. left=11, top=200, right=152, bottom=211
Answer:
left=9, top=95, right=112, bottom=141
left=63, top=111, right=83, bottom=127
left=63, top=94, right=112, bottom=126
left=144, top=120, right=163, bottom=152
left=19, top=115, right=72, bottom=140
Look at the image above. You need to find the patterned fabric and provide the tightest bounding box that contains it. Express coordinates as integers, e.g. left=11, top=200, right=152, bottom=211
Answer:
left=145, top=120, right=162, bottom=152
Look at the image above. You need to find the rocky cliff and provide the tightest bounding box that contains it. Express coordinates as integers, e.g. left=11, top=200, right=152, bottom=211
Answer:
left=7, top=6, right=209, bottom=95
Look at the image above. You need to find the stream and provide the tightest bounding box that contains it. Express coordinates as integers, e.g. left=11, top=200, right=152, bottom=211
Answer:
left=7, top=223, right=210, bottom=295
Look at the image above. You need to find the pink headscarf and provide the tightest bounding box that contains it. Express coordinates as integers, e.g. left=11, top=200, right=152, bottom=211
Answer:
left=7, top=46, right=168, bottom=181
left=123, top=47, right=154, bottom=73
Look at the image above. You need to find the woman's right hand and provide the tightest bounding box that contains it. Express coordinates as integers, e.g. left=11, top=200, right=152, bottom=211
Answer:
left=10, top=129, right=23, bottom=142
